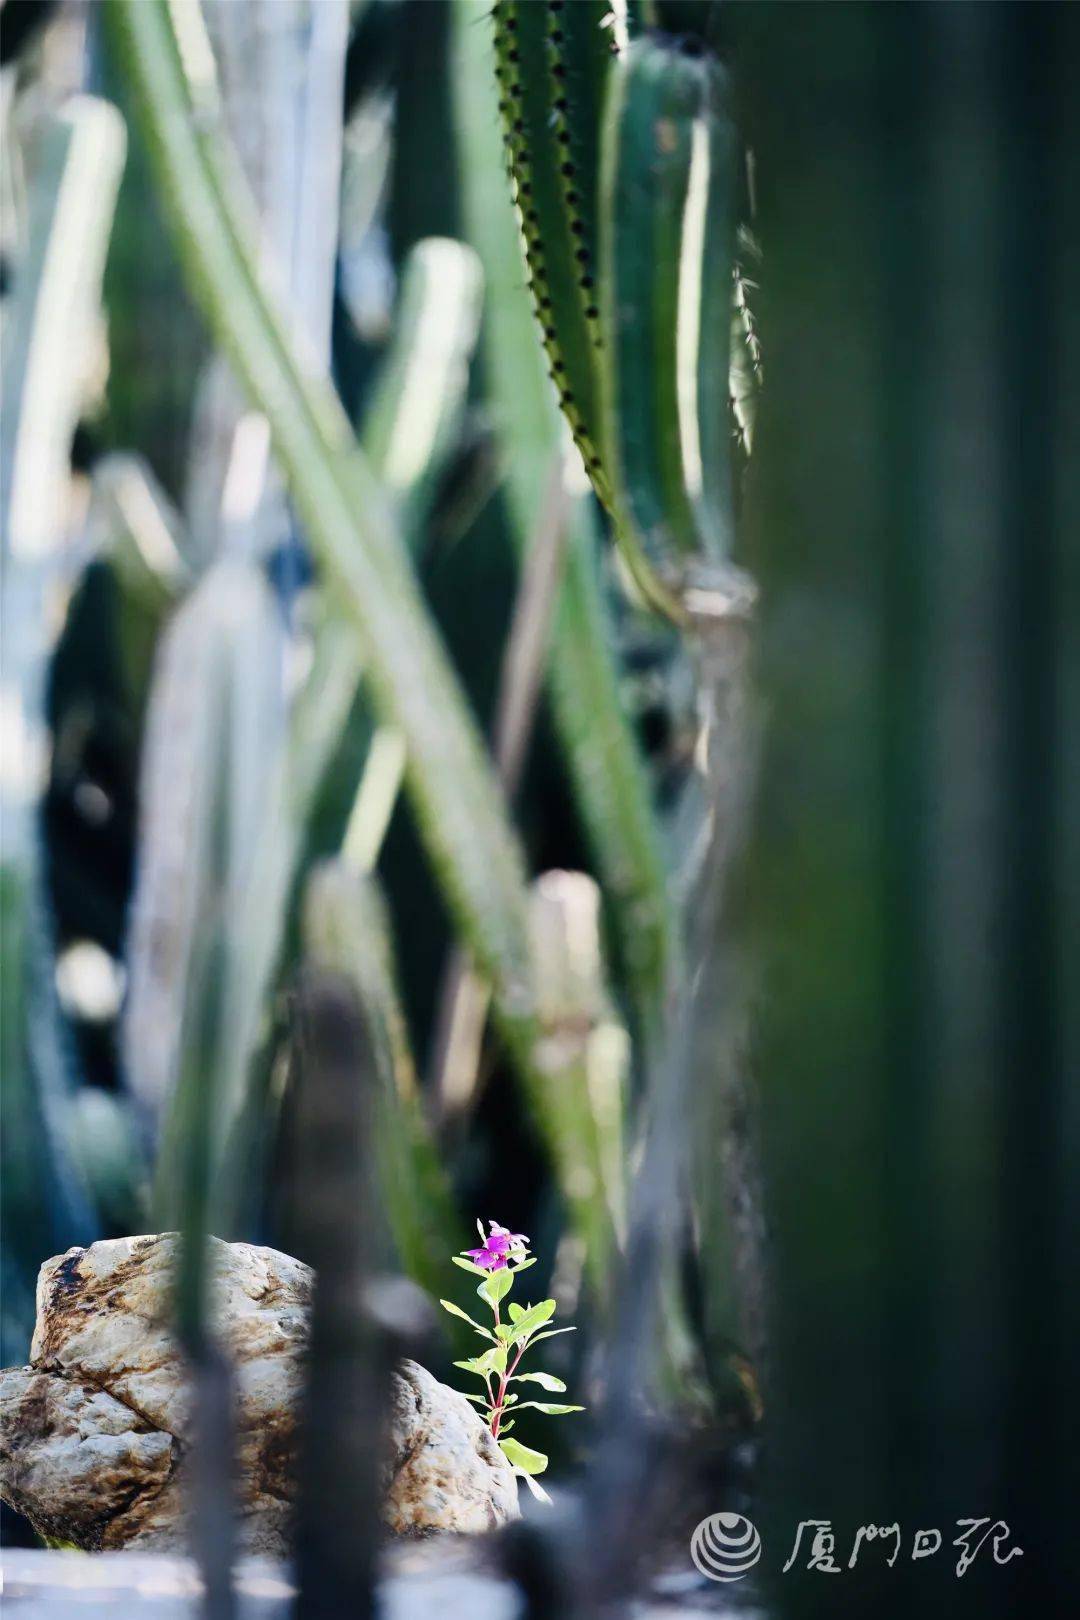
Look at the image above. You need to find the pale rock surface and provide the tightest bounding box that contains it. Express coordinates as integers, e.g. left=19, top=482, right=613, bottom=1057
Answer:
left=0, top=1235, right=519, bottom=1552
left=382, top=1359, right=519, bottom=1536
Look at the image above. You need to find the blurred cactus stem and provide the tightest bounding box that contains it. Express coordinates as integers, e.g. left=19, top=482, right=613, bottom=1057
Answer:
left=332, top=233, right=487, bottom=868
left=302, top=859, right=467, bottom=1312
left=454, top=0, right=677, bottom=1040
left=108, top=0, right=541, bottom=1065
left=88, top=454, right=191, bottom=607
left=126, top=558, right=288, bottom=1217
left=362, top=236, right=483, bottom=537
left=133, top=226, right=487, bottom=1234
left=530, top=870, right=629, bottom=1302
left=1, top=96, right=126, bottom=1355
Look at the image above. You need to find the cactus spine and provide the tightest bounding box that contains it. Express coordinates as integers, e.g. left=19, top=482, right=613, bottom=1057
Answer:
left=545, top=0, right=611, bottom=360
left=492, top=9, right=744, bottom=622
left=492, top=1, right=614, bottom=510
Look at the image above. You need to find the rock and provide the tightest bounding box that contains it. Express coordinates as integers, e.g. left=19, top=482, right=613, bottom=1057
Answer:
left=0, top=1367, right=182, bottom=1550
left=0, top=1235, right=519, bottom=1553
left=382, top=1359, right=519, bottom=1536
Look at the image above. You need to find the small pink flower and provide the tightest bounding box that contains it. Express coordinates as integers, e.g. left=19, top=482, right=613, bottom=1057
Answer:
left=464, top=1220, right=529, bottom=1272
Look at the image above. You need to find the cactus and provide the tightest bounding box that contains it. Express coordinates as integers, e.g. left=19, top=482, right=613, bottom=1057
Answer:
left=742, top=7, right=1080, bottom=1612
left=303, top=860, right=466, bottom=1308
left=599, top=32, right=742, bottom=606
left=133, top=558, right=288, bottom=1221
left=601, top=39, right=712, bottom=588
left=138, top=230, right=486, bottom=1227
left=730, top=228, right=762, bottom=458
left=1, top=97, right=127, bottom=1358
left=528, top=870, right=628, bottom=1304
left=545, top=0, right=611, bottom=362
left=690, top=62, right=740, bottom=559
left=491, top=9, right=744, bottom=622
left=455, top=0, right=677, bottom=1037
left=492, top=0, right=614, bottom=511
left=482, top=0, right=763, bottom=1428
left=113, top=0, right=661, bottom=1320
left=361, top=235, right=483, bottom=541
left=109, top=0, right=541, bottom=1066
left=302, top=230, right=485, bottom=885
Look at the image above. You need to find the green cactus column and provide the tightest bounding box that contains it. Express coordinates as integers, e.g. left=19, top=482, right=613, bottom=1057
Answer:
left=741, top=4, right=1079, bottom=1615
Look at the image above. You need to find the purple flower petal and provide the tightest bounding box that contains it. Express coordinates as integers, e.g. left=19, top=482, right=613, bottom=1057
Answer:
left=488, top=1222, right=529, bottom=1250
left=464, top=1246, right=499, bottom=1269
left=460, top=1221, right=529, bottom=1274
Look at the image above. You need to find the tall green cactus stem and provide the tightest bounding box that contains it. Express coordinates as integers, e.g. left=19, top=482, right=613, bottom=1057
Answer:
left=601, top=38, right=729, bottom=607
left=142, top=560, right=289, bottom=1223
left=456, top=0, right=677, bottom=1038
left=156, top=232, right=482, bottom=1231
left=492, top=0, right=613, bottom=511
left=691, top=64, right=740, bottom=559
left=109, top=0, right=540, bottom=1081
left=362, top=236, right=483, bottom=538
left=303, top=860, right=467, bottom=1314
left=529, top=870, right=629, bottom=1305
left=545, top=0, right=611, bottom=357
left=1, top=100, right=126, bottom=1358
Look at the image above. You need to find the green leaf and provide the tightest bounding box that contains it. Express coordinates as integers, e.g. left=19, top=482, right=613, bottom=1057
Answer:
left=455, top=1347, right=505, bottom=1377
left=439, top=1299, right=493, bottom=1338
left=499, top=1437, right=548, bottom=1475
left=461, top=1392, right=490, bottom=1407
left=506, top=1299, right=557, bottom=1341
left=495, top=1322, right=517, bottom=1341
left=514, top=1469, right=553, bottom=1505
left=510, top=1371, right=566, bottom=1391
left=508, top=1401, right=585, bottom=1415
left=521, top=1328, right=573, bottom=1354
left=508, top=1302, right=525, bottom=1322
left=452, top=1256, right=489, bottom=1276
left=452, top=1358, right=488, bottom=1378
left=498, top=1419, right=515, bottom=1433
left=510, top=1256, right=537, bottom=1273
left=478, top=1268, right=514, bottom=1309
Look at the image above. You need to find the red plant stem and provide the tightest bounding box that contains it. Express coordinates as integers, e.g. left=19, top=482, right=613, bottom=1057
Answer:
left=488, top=1299, right=503, bottom=1437
left=491, top=1340, right=527, bottom=1439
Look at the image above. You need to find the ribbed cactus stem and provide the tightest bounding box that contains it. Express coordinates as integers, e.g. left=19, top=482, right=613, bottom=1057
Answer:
left=602, top=37, right=742, bottom=603
left=690, top=60, right=740, bottom=559
left=455, top=0, right=677, bottom=1043
left=492, top=0, right=613, bottom=508
left=545, top=0, right=612, bottom=358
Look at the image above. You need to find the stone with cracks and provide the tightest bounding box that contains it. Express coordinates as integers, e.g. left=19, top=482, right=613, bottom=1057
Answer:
left=0, top=1235, right=519, bottom=1552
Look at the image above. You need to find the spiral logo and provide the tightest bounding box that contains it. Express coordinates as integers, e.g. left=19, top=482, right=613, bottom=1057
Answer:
left=690, top=1512, right=762, bottom=1582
